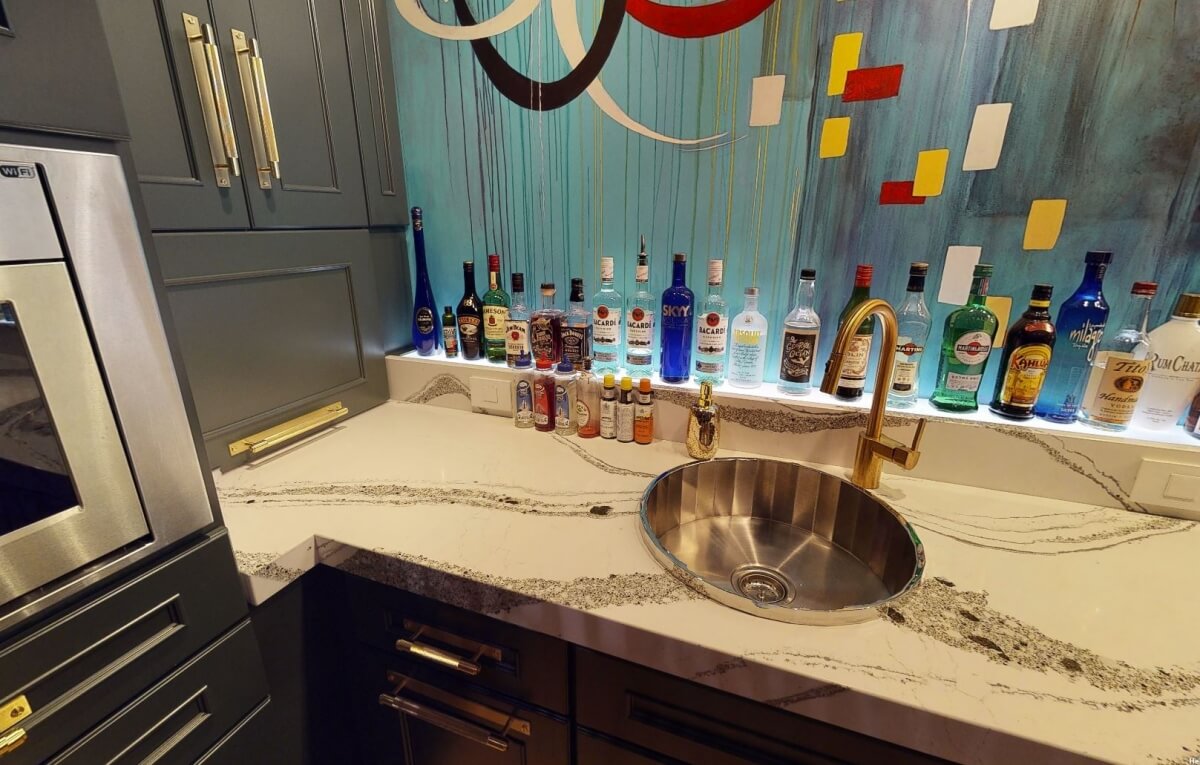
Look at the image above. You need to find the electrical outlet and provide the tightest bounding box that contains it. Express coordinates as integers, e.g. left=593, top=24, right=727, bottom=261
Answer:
left=470, top=376, right=512, bottom=416
left=1131, top=458, right=1200, bottom=521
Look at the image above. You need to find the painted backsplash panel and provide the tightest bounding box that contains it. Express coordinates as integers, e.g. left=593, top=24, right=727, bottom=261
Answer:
left=388, top=0, right=1199, bottom=391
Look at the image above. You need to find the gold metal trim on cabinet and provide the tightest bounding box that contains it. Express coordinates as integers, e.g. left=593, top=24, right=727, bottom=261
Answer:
left=231, top=29, right=274, bottom=189
left=182, top=13, right=239, bottom=186
left=0, top=729, right=25, bottom=757
left=250, top=37, right=281, bottom=181
left=227, top=402, right=347, bottom=456
left=0, top=696, right=30, bottom=735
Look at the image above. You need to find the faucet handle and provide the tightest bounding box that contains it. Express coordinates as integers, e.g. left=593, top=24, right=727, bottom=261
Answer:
left=892, top=419, right=926, bottom=470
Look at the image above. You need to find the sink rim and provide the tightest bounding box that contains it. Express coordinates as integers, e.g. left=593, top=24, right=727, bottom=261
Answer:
left=639, top=457, right=926, bottom=626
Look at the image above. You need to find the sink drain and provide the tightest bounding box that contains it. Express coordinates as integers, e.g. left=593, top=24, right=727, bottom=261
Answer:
left=730, top=565, right=794, bottom=606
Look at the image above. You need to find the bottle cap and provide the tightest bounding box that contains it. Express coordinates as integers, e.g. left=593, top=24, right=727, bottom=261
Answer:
left=600, top=257, right=615, bottom=281
left=638, top=378, right=652, bottom=393
left=512, top=272, right=525, bottom=292
left=620, top=376, right=633, bottom=391
left=411, top=207, right=423, bottom=228
left=1131, top=281, right=1157, bottom=297
left=698, top=381, right=713, bottom=406
left=1084, top=250, right=1113, bottom=265
left=972, top=263, right=994, bottom=277
left=443, top=305, right=452, bottom=313
left=674, top=252, right=687, bottom=263
left=557, top=360, right=574, bottom=373
left=536, top=357, right=552, bottom=370
left=910, top=262, right=930, bottom=275
left=744, top=287, right=759, bottom=297
left=1031, top=283, right=1053, bottom=302
left=487, top=253, right=500, bottom=272
left=540, top=282, right=555, bottom=295
left=463, top=260, right=474, bottom=271
left=708, top=259, right=723, bottom=286
left=854, top=264, right=873, bottom=286
left=582, top=357, right=593, bottom=371
left=570, top=277, right=585, bottom=300
left=800, top=268, right=816, bottom=280
left=603, top=373, right=615, bottom=387
left=1173, top=292, right=1200, bottom=319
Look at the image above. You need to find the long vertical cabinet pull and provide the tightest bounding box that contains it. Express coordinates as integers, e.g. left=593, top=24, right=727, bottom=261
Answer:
left=182, top=13, right=240, bottom=186
left=231, top=29, right=281, bottom=188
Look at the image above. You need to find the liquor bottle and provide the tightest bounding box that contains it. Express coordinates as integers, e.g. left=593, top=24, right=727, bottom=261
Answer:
left=694, top=259, right=729, bottom=385
left=505, top=273, right=532, bottom=368
left=410, top=207, right=439, bottom=355
left=1132, top=292, right=1200, bottom=430
left=441, top=306, right=458, bottom=358
left=512, top=371, right=534, bottom=429
left=634, top=378, right=654, bottom=445
left=930, top=264, right=999, bottom=411
left=562, top=277, right=591, bottom=366
left=728, top=288, right=768, bottom=388
left=835, top=265, right=876, bottom=399
left=887, top=263, right=930, bottom=407
left=989, top=284, right=1056, bottom=419
left=778, top=268, right=820, bottom=396
left=1080, top=282, right=1157, bottom=431
left=482, top=253, right=509, bottom=363
left=599, top=374, right=617, bottom=439
left=530, top=283, right=564, bottom=364
left=456, top=261, right=483, bottom=360
left=533, top=358, right=555, bottom=433
left=592, top=257, right=623, bottom=373
left=660, top=253, right=695, bottom=383
left=616, top=376, right=635, bottom=443
left=554, top=360, right=578, bottom=436
left=1035, top=251, right=1112, bottom=422
left=576, top=358, right=601, bottom=438
left=626, top=237, right=655, bottom=377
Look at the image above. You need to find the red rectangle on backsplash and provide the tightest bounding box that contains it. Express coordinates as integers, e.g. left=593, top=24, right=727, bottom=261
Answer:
left=843, top=65, right=904, bottom=101
left=879, top=181, right=926, bottom=205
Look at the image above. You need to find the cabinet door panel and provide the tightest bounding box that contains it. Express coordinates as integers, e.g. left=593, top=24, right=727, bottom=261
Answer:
left=98, top=0, right=251, bottom=230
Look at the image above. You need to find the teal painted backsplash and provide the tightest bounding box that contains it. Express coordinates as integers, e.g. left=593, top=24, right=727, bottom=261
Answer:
left=388, top=0, right=1198, bottom=392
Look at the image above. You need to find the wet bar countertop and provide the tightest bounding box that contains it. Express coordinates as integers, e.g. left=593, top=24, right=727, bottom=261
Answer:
left=216, top=402, right=1200, bottom=765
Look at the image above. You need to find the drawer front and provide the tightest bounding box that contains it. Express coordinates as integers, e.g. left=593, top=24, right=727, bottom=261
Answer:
left=577, top=731, right=672, bottom=765
left=0, top=531, right=247, bottom=765
left=194, top=697, right=271, bottom=765
left=353, top=646, right=570, bottom=765
left=575, top=649, right=949, bottom=765
left=49, top=621, right=268, bottom=765
left=345, top=573, right=568, bottom=715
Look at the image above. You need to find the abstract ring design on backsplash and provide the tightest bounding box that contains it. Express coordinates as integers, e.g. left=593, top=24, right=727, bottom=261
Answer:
left=393, top=0, right=540, bottom=40
left=625, top=0, right=777, bottom=39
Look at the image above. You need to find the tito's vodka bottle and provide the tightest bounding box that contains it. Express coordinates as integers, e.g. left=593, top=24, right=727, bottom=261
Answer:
left=835, top=265, right=875, bottom=399
left=659, top=253, right=695, bottom=383
left=778, top=268, right=820, bottom=395
left=887, top=263, right=930, bottom=407
left=930, top=264, right=998, bottom=411
left=1035, top=251, right=1111, bottom=422
left=1079, top=282, right=1156, bottom=431
left=626, top=238, right=655, bottom=377
left=591, top=257, right=623, bottom=374
left=694, top=259, right=729, bottom=385
left=1132, top=292, right=1200, bottom=430
left=482, top=253, right=509, bottom=363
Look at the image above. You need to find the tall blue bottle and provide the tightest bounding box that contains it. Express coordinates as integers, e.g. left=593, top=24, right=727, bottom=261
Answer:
left=660, top=252, right=695, bottom=383
left=1035, top=251, right=1112, bottom=422
left=410, top=207, right=439, bottom=355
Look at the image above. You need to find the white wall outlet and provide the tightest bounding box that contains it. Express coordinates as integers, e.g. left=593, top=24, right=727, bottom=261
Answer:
left=469, top=376, right=512, bottom=416
left=1131, top=458, right=1200, bottom=521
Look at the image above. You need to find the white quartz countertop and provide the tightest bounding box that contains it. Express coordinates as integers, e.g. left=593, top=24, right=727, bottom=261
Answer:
left=216, top=402, right=1200, bottom=765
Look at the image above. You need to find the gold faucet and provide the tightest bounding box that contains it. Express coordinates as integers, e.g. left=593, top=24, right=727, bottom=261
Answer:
left=819, top=298, right=927, bottom=490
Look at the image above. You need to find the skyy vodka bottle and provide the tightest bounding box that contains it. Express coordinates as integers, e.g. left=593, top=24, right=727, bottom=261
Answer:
left=1035, top=251, right=1111, bottom=423
left=659, top=252, right=695, bottom=383
left=409, top=207, right=439, bottom=355
left=591, top=257, right=623, bottom=374
left=694, top=259, right=729, bottom=385
left=625, top=237, right=655, bottom=377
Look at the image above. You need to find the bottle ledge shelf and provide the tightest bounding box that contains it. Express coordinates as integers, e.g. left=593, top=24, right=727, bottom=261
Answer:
left=391, top=350, right=1200, bottom=452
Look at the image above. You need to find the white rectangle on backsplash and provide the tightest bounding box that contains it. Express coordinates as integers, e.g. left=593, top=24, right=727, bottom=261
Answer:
left=962, top=103, right=1013, bottom=171
left=989, top=0, right=1039, bottom=29
left=938, top=245, right=982, bottom=304
left=749, top=75, right=786, bottom=127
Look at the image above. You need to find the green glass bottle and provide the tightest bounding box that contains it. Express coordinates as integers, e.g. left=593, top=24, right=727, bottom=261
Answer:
left=930, top=263, right=999, bottom=412
left=482, top=253, right=510, bottom=363
left=835, top=264, right=876, bottom=399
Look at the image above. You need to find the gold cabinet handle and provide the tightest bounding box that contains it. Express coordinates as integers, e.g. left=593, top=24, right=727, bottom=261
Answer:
left=227, top=402, right=347, bottom=457
left=0, top=728, right=26, bottom=757
left=378, top=694, right=508, bottom=752
left=183, top=13, right=239, bottom=186
left=394, top=620, right=503, bottom=676
left=229, top=29, right=280, bottom=186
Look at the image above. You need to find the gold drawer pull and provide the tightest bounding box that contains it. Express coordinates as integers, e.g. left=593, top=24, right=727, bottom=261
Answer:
left=183, top=14, right=240, bottom=186
left=227, top=402, right=347, bottom=456
left=0, top=728, right=25, bottom=757
left=395, top=620, right=503, bottom=676
left=379, top=693, right=508, bottom=752
left=231, top=29, right=281, bottom=188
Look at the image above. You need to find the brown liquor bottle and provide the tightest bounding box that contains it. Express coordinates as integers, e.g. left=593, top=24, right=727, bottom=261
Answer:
left=989, top=284, right=1056, bottom=419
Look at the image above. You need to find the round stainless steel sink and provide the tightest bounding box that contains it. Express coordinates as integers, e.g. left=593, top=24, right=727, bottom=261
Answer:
left=640, top=458, right=924, bottom=625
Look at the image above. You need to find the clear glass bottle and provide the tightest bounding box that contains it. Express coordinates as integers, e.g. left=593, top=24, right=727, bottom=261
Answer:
left=660, top=253, right=695, bottom=383
left=576, top=358, right=602, bottom=438
left=1132, top=292, right=1200, bottom=430
left=562, top=277, right=591, bottom=366
left=778, top=268, right=820, bottom=396
left=887, top=263, right=930, bottom=407
left=530, top=283, right=564, bottom=364
left=533, top=357, right=555, bottom=432
left=482, top=253, right=510, bottom=363
left=835, top=264, right=875, bottom=399
left=694, top=259, right=729, bottom=385
left=505, top=273, right=531, bottom=368
left=989, top=284, right=1056, bottom=420
left=616, top=376, right=635, bottom=443
left=1035, top=251, right=1112, bottom=422
left=625, top=237, right=655, bottom=378
left=554, top=360, right=578, bottom=436
left=591, top=257, right=623, bottom=374
left=728, top=288, right=768, bottom=388
left=930, top=264, right=999, bottom=412
left=599, top=374, right=617, bottom=439
left=1080, top=282, right=1157, bottom=431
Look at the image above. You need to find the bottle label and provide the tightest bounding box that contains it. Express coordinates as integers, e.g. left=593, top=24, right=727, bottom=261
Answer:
left=458, top=315, right=482, bottom=357
left=999, top=344, right=1052, bottom=406
left=695, top=360, right=723, bottom=374
left=562, top=326, right=589, bottom=363
left=533, top=379, right=552, bottom=427
left=1089, top=352, right=1151, bottom=425
left=953, top=331, right=993, bottom=365
left=595, top=350, right=618, bottom=363
left=593, top=305, right=620, bottom=344
left=442, top=325, right=458, bottom=356
left=890, top=337, right=923, bottom=392
left=576, top=400, right=591, bottom=427
left=601, top=257, right=615, bottom=281
left=616, top=405, right=635, bottom=441
left=530, top=316, right=556, bottom=359
left=707, top=260, right=723, bottom=286
left=838, top=335, right=872, bottom=389
left=415, top=307, right=435, bottom=336
left=555, top=384, right=572, bottom=429
left=634, top=406, right=654, bottom=443
left=483, top=306, right=508, bottom=341
left=600, top=399, right=616, bottom=438
left=729, top=329, right=765, bottom=382
left=780, top=329, right=818, bottom=384
left=514, top=380, right=533, bottom=426
left=945, top=372, right=982, bottom=392
left=661, top=304, right=692, bottom=320
left=505, top=320, right=530, bottom=365
left=626, top=307, right=654, bottom=348
left=635, top=265, right=649, bottom=283
left=697, top=313, right=728, bottom=355
left=1067, top=319, right=1107, bottom=350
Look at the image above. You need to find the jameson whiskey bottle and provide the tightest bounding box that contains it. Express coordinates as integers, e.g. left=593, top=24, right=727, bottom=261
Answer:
left=482, top=253, right=509, bottom=363
left=835, top=265, right=875, bottom=399
left=931, top=264, right=999, bottom=411
left=456, top=261, right=483, bottom=360
left=989, top=284, right=1055, bottom=419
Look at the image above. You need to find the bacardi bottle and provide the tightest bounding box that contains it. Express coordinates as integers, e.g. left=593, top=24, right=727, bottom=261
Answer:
left=1035, top=251, right=1111, bottom=422
left=660, top=253, right=695, bottom=383
left=482, top=253, right=509, bottom=363
left=694, top=259, right=729, bottom=385
left=930, top=264, right=998, bottom=411
left=778, top=268, right=820, bottom=395
left=625, top=238, right=655, bottom=377
left=591, top=257, right=623, bottom=374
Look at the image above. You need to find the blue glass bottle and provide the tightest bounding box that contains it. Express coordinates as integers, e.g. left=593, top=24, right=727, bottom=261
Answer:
left=659, top=252, right=695, bottom=383
left=410, top=207, right=439, bottom=355
left=1035, top=251, right=1112, bottom=423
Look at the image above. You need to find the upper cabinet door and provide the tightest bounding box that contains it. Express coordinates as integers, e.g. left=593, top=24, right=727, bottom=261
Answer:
left=214, top=0, right=367, bottom=229
left=98, top=0, right=252, bottom=230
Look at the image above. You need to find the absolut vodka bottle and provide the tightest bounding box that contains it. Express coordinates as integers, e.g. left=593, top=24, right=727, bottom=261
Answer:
left=660, top=253, right=695, bottom=383
left=694, top=260, right=728, bottom=385
left=410, top=207, right=439, bottom=355
left=625, top=238, right=655, bottom=377
left=1035, top=251, right=1111, bottom=423
left=591, top=257, right=623, bottom=374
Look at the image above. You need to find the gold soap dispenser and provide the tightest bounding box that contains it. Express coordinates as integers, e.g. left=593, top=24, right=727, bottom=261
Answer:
left=687, top=382, right=721, bottom=460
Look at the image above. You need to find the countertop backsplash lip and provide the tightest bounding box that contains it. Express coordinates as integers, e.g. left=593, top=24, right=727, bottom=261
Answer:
left=216, top=400, right=1200, bottom=765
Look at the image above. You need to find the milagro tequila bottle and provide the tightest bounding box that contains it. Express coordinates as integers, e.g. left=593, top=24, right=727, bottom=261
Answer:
left=778, top=268, right=820, bottom=395
left=694, top=259, right=729, bottom=385
left=591, top=257, right=623, bottom=374
left=1035, top=251, right=1111, bottom=422
left=660, top=253, right=695, bottom=383
left=625, top=237, right=655, bottom=377
left=728, top=288, right=768, bottom=388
